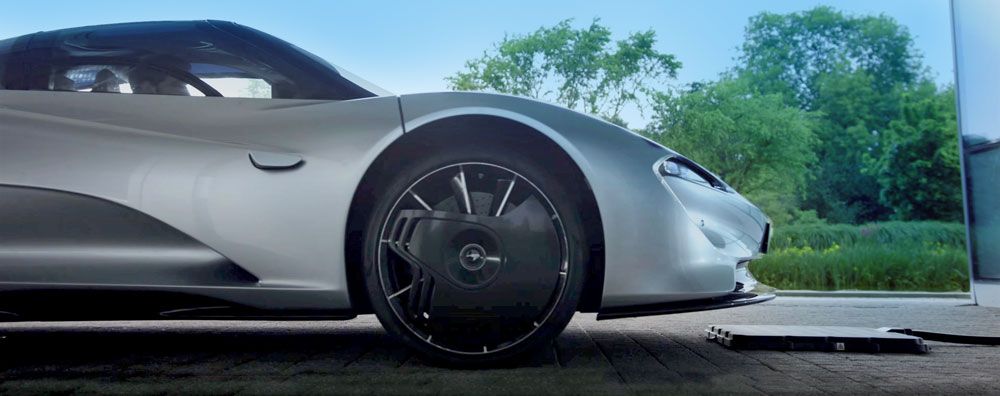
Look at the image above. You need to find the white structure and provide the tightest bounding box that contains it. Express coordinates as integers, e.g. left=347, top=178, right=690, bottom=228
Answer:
left=952, top=0, right=1000, bottom=307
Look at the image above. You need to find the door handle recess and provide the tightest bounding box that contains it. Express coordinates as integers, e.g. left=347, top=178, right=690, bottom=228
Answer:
left=248, top=151, right=304, bottom=170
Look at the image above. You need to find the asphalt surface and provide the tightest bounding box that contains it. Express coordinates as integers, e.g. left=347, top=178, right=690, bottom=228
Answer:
left=0, top=297, right=997, bottom=395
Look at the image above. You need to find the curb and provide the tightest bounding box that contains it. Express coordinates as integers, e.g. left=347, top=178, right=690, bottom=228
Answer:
left=775, top=290, right=972, bottom=299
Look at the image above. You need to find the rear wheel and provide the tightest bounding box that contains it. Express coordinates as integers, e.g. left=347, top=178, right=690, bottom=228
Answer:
left=363, top=143, right=587, bottom=365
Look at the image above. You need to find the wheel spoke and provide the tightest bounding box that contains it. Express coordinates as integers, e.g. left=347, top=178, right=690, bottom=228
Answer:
left=388, top=284, right=412, bottom=299
left=417, top=276, right=435, bottom=318
left=490, top=177, right=516, bottom=216
left=408, top=190, right=433, bottom=211
left=407, top=271, right=423, bottom=317
left=449, top=166, right=474, bottom=214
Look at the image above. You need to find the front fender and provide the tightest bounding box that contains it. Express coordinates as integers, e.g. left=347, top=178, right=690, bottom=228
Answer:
left=399, top=92, right=739, bottom=308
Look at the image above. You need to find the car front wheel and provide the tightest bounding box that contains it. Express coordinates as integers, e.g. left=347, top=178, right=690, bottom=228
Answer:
left=363, top=142, right=588, bottom=366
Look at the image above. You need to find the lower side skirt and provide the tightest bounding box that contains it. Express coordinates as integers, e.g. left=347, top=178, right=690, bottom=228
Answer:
left=595, top=292, right=775, bottom=320
left=0, top=289, right=356, bottom=322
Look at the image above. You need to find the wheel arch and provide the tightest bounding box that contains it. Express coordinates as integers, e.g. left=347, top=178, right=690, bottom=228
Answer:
left=345, top=113, right=605, bottom=314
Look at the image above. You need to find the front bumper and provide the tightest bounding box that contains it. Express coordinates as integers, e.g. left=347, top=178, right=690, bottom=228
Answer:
left=596, top=261, right=773, bottom=320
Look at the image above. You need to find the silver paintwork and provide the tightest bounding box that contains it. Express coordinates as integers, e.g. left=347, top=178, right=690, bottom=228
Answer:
left=1, top=92, right=402, bottom=310
left=0, top=88, right=768, bottom=313
left=398, top=92, right=769, bottom=307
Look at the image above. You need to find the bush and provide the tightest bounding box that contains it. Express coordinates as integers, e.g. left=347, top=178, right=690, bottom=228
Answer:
left=771, top=221, right=966, bottom=250
left=752, top=221, right=969, bottom=291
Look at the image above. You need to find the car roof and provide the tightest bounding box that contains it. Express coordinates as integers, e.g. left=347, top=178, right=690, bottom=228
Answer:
left=12, top=20, right=220, bottom=39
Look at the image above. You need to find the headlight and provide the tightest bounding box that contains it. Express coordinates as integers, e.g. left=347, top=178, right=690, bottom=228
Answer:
left=656, top=156, right=729, bottom=192
left=659, top=160, right=682, bottom=177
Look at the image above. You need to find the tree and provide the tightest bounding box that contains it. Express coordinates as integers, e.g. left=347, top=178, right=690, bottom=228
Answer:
left=803, top=68, right=898, bottom=223
left=447, top=19, right=680, bottom=127
left=644, top=78, right=817, bottom=224
left=875, top=84, right=962, bottom=221
left=736, top=6, right=928, bottom=223
left=738, top=6, right=920, bottom=111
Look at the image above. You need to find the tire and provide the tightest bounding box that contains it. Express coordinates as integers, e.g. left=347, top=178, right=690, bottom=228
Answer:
left=363, top=139, right=588, bottom=366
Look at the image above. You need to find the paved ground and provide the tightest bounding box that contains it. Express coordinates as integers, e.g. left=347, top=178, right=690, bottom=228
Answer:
left=0, top=297, right=998, bottom=395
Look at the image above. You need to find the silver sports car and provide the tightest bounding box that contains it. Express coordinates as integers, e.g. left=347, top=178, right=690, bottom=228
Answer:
left=0, top=21, right=773, bottom=364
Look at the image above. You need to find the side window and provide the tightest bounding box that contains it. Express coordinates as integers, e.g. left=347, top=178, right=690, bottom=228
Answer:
left=54, top=65, right=130, bottom=93
left=1, top=21, right=384, bottom=99
left=50, top=64, right=208, bottom=96
left=44, top=60, right=274, bottom=100
left=190, top=63, right=272, bottom=98
left=124, top=64, right=205, bottom=96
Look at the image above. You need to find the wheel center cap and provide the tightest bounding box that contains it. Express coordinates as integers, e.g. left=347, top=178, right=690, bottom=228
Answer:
left=458, top=243, right=487, bottom=271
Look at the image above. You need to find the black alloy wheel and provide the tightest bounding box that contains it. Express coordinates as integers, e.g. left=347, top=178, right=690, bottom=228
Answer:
left=364, top=144, right=588, bottom=365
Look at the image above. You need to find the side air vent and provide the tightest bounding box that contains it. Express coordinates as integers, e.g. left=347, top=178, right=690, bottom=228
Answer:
left=0, top=185, right=258, bottom=287
left=759, top=223, right=771, bottom=254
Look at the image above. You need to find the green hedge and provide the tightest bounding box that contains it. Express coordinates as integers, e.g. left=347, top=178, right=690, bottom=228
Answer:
left=770, top=221, right=967, bottom=250
left=752, top=221, right=969, bottom=291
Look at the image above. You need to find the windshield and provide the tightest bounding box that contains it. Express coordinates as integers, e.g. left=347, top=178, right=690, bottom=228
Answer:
left=208, top=20, right=392, bottom=98
left=285, top=40, right=393, bottom=97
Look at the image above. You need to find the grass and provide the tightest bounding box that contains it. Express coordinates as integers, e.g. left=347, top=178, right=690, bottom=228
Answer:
left=751, top=221, right=970, bottom=292
left=769, top=221, right=967, bottom=250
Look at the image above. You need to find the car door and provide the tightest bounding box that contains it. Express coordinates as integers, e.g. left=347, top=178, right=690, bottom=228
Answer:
left=0, top=22, right=402, bottom=312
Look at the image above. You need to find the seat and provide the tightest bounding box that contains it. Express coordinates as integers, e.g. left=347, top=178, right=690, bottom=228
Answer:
left=91, top=68, right=123, bottom=93
left=53, top=75, right=75, bottom=91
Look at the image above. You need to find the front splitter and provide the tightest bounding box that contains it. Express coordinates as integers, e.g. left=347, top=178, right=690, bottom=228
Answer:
left=595, top=292, right=775, bottom=320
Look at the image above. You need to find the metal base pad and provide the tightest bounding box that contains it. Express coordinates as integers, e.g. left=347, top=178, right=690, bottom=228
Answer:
left=706, top=325, right=929, bottom=354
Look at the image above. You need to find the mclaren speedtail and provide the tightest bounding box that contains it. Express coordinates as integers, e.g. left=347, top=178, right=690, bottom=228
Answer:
left=0, top=21, right=773, bottom=364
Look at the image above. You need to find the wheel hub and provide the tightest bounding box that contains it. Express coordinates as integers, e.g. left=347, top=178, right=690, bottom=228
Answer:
left=458, top=243, right=487, bottom=271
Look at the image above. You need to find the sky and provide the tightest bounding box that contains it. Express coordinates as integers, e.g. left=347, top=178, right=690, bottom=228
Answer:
left=1, top=0, right=955, bottom=125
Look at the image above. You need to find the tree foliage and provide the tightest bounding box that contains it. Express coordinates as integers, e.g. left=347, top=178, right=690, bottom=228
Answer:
left=804, top=69, right=896, bottom=222
left=735, top=6, right=956, bottom=224
left=875, top=84, right=962, bottom=221
left=738, top=6, right=921, bottom=111
left=447, top=19, right=680, bottom=126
